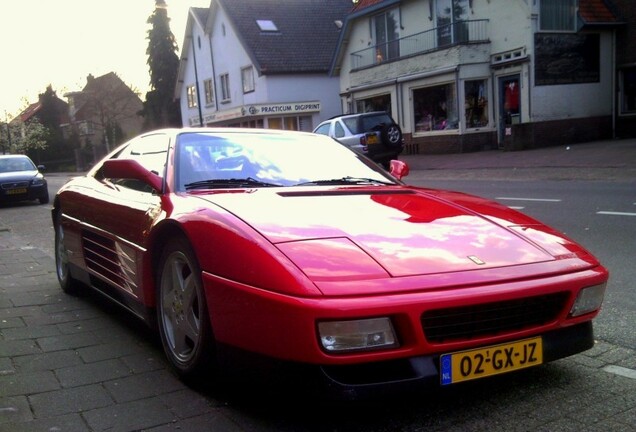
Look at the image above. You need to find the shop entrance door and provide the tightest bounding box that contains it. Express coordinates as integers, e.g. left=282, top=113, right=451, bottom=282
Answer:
left=498, top=75, right=520, bottom=148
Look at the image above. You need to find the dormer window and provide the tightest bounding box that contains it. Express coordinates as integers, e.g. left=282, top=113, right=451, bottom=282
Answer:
left=256, top=19, right=278, bottom=32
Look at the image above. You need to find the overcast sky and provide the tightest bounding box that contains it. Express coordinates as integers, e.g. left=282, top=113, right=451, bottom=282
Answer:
left=0, top=0, right=210, bottom=120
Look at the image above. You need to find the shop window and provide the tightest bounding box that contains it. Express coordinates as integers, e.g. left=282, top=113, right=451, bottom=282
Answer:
left=267, top=116, right=312, bottom=131
left=413, top=83, right=458, bottom=132
left=239, top=119, right=264, bottom=128
left=187, top=85, right=197, bottom=108
left=269, top=118, right=282, bottom=129
left=356, top=94, right=392, bottom=113
left=620, top=67, right=636, bottom=114
left=540, top=0, right=576, bottom=32
left=298, top=116, right=313, bottom=132
left=465, top=80, right=488, bottom=128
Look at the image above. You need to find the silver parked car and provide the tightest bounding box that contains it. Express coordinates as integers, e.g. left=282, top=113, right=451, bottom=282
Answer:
left=313, top=111, right=403, bottom=169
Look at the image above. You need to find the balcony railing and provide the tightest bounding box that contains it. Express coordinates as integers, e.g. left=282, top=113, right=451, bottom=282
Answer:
left=351, top=19, right=489, bottom=70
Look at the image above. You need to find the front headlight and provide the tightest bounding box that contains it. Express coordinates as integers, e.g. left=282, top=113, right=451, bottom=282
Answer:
left=31, top=177, right=45, bottom=186
left=570, top=283, right=606, bottom=317
left=318, top=317, right=398, bottom=353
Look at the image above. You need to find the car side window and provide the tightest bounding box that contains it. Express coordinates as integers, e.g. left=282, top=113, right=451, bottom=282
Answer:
left=341, top=118, right=359, bottom=134
left=314, top=124, right=330, bottom=136
left=118, top=134, right=170, bottom=177
left=335, top=121, right=346, bottom=138
left=107, top=134, right=170, bottom=192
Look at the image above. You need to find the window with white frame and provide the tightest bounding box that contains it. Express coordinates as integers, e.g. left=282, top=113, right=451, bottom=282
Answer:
left=464, top=80, right=488, bottom=128
left=412, top=83, right=458, bottom=132
left=372, top=7, right=400, bottom=63
left=220, top=74, right=230, bottom=102
left=204, top=79, right=214, bottom=106
left=436, top=0, right=470, bottom=46
left=540, top=0, right=576, bottom=32
left=187, top=85, right=197, bottom=108
left=242, top=67, right=255, bottom=93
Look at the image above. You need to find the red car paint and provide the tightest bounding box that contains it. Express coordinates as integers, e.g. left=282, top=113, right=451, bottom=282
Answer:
left=52, top=128, right=608, bottom=394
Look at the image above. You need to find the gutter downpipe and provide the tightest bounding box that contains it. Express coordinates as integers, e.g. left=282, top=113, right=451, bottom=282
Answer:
left=208, top=34, right=220, bottom=114
left=611, top=29, right=616, bottom=139
left=190, top=33, right=204, bottom=127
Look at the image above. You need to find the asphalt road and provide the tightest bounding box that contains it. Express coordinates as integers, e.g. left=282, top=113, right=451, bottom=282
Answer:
left=1, top=172, right=635, bottom=431
left=407, top=178, right=636, bottom=351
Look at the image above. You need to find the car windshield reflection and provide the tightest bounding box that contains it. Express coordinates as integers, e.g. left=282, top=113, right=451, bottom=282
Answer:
left=175, top=131, right=398, bottom=191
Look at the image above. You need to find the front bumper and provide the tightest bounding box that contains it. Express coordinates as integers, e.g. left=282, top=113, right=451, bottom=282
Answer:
left=216, top=322, right=594, bottom=400
left=0, top=184, right=48, bottom=203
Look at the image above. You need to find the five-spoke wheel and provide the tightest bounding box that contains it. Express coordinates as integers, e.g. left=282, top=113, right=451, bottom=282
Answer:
left=157, top=237, right=214, bottom=379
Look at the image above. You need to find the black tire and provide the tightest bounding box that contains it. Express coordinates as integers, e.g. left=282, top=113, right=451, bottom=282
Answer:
left=156, top=236, right=216, bottom=380
left=54, top=212, right=81, bottom=294
left=381, top=123, right=403, bottom=148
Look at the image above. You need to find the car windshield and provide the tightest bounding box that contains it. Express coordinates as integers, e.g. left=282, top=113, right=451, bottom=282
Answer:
left=0, top=156, right=36, bottom=173
left=175, top=131, right=399, bottom=191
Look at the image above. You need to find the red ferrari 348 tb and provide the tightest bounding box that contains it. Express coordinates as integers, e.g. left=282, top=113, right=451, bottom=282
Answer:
left=52, top=128, right=608, bottom=397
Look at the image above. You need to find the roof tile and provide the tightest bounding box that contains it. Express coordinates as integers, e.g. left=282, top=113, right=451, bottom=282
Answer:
left=579, top=0, right=618, bottom=24
left=219, top=0, right=352, bottom=74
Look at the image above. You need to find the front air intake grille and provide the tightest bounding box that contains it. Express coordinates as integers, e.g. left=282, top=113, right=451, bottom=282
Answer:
left=421, top=293, right=569, bottom=343
left=1, top=181, right=29, bottom=189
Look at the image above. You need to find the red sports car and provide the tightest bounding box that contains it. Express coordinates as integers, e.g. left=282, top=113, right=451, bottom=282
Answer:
left=52, top=128, right=608, bottom=397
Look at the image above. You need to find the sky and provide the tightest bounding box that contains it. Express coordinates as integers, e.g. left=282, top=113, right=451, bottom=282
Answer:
left=0, top=0, right=210, bottom=120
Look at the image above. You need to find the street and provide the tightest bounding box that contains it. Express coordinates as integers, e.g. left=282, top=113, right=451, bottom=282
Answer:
left=1, top=173, right=635, bottom=431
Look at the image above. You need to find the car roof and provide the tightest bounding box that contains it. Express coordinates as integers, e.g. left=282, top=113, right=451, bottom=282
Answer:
left=326, top=111, right=389, bottom=121
left=0, top=154, right=28, bottom=159
left=0, top=154, right=31, bottom=159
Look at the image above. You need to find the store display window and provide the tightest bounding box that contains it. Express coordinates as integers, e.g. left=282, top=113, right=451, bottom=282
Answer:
left=413, top=83, right=458, bottom=132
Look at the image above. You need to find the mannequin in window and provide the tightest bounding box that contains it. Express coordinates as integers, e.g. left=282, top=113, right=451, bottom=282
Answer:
left=376, top=48, right=384, bottom=63
left=504, top=82, right=519, bottom=113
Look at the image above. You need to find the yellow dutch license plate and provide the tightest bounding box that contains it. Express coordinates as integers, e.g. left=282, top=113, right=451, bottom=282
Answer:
left=7, top=188, right=27, bottom=195
left=440, top=337, right=542, bottom=385
left=366, top=134, right=379, bottom=145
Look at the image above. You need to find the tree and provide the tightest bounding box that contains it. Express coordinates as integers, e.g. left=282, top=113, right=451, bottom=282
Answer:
left=1, top=118, right=48, bottom=155
left=142, top=0, right=182, bottom=129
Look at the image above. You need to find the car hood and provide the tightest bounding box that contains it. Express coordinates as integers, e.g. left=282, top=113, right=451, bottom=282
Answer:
left=196, top=187, right=584, bottom=279
left=0, top=170, right=39, bottom=181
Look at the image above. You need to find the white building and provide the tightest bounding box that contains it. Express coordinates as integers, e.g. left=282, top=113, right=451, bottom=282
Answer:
left=330, top=0, right=621, bottom=153
left=175, top=0, right=352, bottom=131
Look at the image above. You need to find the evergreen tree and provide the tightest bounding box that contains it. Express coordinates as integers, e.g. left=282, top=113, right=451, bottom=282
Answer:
left=142, top=0, right=182, bottom=129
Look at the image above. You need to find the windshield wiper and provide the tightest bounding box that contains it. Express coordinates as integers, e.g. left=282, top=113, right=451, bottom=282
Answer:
left=294, top=176, right=394, bottom=186
left=185, top=177, right=283, bottom=190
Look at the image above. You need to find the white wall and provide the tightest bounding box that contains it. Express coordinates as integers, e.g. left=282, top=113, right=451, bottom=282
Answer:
left=180, top=2, right=343, bottom=129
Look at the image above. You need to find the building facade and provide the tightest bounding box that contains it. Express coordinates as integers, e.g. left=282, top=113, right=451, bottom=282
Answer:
left=175, top=0, right=352, bottom=131
left=331, top=0, right=622, bottom=153
left=64, top=73, right=144, bottom=168
left=612, top=0, right=636, bottom=138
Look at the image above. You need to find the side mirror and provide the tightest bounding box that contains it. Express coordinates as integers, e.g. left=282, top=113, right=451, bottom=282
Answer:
left=102, top=159, right=163, bottom=192
left=389, top=160, right=409, bottom=181
left=37, top=165, right=46, bottom=172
